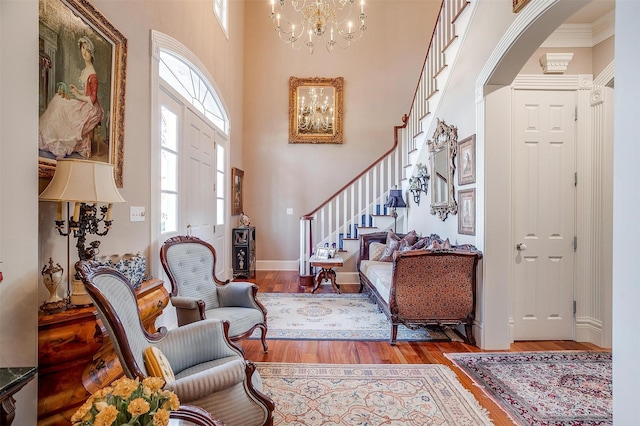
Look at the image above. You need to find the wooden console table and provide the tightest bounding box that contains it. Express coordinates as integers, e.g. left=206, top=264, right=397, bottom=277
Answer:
left=37, top=278, right=169, bottom=426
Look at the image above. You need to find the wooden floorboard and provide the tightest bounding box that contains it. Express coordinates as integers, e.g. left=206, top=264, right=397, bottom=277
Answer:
left=237, top=271, right=609, bottom=426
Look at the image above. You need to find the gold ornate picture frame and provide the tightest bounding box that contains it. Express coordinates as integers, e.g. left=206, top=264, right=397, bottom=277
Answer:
left=231, top=167, right=244, bottom=216
left=513, top=0, right=531, bottom=13
left=38, top=0, right=127, bottom=187
left=289, top=76, right=344, bottom=144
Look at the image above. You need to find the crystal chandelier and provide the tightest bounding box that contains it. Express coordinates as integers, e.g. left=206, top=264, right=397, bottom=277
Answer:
left=269, top=0, right=367, bottom=53
left=298, top=86, right=334, bottom=133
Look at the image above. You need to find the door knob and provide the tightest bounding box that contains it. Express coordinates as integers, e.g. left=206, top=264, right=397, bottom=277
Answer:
left=516, top=243, right=527, bottom=251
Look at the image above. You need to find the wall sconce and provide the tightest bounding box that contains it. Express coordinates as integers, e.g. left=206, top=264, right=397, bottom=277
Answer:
left=408, top=163, right=429, bottom=205
left=39, top=159, right=126, bottom=305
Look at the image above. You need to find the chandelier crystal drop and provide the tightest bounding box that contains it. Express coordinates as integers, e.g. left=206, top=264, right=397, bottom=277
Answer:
left=298, top=87, right=334, bottom=133
left=269, top=0, right=367, bottom=53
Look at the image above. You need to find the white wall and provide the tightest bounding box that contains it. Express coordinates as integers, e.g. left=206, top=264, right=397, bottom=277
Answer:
left=0, top=1, right=39, bottom=424
left=612, top=0, right=640, bottom=422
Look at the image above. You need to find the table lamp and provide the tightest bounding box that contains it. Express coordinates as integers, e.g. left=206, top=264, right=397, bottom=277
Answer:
left=384, top=189, right=407, bottom=233
left=39, top=159, right=126, bottom=305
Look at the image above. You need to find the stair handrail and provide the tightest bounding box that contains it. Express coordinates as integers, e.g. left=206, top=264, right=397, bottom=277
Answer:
left=301, top=115, right=408, bottom=220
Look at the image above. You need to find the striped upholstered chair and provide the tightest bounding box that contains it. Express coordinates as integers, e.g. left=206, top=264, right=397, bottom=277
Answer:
left=76, top=261, right=274, bottom=426
left=160, top=235, right=268, bottom=353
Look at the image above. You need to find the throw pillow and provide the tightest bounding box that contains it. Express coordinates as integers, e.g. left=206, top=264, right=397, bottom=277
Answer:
left=378, top=231, right=401, bottom=262
left=427, top=238, right=452, bottom=250
left=369, top=242, right=386, bottom=261
left=143, top=346, right=175, bottom=384
left=380, top=230, right=419, bottom=261
left=409, top=237, right=428, bottom=251
left=398, top=230, right=419, bottom=252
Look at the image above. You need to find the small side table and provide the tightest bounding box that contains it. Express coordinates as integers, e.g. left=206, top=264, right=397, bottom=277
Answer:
left=310, top=255, right=344, bottom=294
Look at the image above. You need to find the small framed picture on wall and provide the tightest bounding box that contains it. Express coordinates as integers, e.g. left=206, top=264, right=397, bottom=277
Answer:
left=458, top=188, right=476, bottom=236
left=457, top=134, right=476, bottom=186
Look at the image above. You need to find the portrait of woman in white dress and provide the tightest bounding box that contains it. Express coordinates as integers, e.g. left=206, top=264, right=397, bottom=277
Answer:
left=39, top=36, right=104, bottom=159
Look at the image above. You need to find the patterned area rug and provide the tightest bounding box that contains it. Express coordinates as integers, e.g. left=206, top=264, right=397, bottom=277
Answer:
left=446, top=351, right=612, bottom=426
left=257, top=362, right=493, bottom=425
left=252, top=292, right=460, bottom=342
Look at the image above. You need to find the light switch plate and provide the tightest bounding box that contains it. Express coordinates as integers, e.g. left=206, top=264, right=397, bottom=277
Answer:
left=286, top=208, right=293, bottom=215
left=130, top=206, right=146, bottom=222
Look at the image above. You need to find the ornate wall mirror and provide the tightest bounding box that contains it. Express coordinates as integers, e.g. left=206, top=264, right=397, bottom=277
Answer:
left=428, top=119, right=458, bottom=220
left=289, top=76, right=344, bottom=144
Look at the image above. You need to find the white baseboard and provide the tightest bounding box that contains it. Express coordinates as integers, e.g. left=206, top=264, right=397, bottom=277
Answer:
left=256, top=260, right=299, bottom=271
left=575, top=316, right=605, bottom=346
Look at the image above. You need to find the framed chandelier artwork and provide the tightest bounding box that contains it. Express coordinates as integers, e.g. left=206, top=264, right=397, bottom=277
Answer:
left=289, top=76, right=344, bottom=144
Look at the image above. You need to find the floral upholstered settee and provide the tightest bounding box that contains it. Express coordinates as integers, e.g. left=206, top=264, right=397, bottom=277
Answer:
left=357, top=231, right=483, bottom=345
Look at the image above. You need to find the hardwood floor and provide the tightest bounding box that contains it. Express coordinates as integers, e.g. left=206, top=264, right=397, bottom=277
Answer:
left=239, top=271, right=607, bottom=426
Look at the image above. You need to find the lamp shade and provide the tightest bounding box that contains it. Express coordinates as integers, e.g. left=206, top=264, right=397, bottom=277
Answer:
left=39, top=159, right=126, bottom=203
left=384, top=189, right=406, bottom=208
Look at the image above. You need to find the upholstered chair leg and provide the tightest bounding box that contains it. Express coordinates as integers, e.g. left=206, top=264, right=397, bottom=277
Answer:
left=259, top=325, right=269, bottom=353
left=465, top=322, right=476, bottom=346
left=390, top=323, right=398, bottom=345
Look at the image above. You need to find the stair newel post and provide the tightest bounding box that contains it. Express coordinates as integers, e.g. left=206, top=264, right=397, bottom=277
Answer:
left=298, top=215, right=315, bottom=287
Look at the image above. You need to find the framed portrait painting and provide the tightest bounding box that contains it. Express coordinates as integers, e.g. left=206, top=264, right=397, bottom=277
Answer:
left=458, top=188, right=476, bottom=236
left=231, top=167, right=244, bottom=216
left=457, top=134, right=476, bottom=185
left=38, top=0, right=127, bottom=187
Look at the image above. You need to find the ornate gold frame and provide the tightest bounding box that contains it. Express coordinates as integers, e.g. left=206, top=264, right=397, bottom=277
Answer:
left=231, top=167, right=244, bottom=216
left=513, top=0, right=531, bottom=13
left=38, top=0, right=127, bottom=187
left=289, top=76, right=344, bottom=144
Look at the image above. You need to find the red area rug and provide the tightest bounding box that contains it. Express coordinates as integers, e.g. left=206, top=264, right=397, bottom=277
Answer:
left=446, top=351, right=612, bottom=426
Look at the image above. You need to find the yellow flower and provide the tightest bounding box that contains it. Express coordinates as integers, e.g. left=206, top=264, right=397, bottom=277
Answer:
left=71, top=400, right=93, bottom=423
left=152, top=408, right=170, bottom=426
left=75, top=376, right=178, bottom=425
left=94, top=401, right=109, bottom=412
left=94, top=405, right=118, bottom=426
left=127, top=397, right=151, bottom=416
left=92, top=386, right=113, bottom=400
left=161, top=391, right=180, bottom=411
left=143, top=376, right=165, bottom=393
left=112, top=377, right=139, bottom=399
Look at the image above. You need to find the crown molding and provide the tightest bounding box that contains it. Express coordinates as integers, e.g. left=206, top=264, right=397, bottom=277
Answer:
left=541, top=10, right=615, bottom=48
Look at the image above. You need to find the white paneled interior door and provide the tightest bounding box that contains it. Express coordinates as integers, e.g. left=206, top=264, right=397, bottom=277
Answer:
left=512, top=89, right=576, bottom=340
left=183, top=108, right=224, bottom=277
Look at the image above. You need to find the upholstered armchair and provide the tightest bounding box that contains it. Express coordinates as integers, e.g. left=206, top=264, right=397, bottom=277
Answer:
left=75, top=261, right=274, bottom=426
left=160, top=235, right=268, bottom=353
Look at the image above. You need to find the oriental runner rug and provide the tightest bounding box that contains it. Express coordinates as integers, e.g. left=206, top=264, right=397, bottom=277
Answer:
left=251, top=292, right=461, bottom=342
left=257, top=362, right=494, bottom=425
left=446, top=351, right=612, bottom=426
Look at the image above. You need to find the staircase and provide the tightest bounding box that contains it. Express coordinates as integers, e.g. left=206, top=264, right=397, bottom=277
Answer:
left=298, top=0, right=474, bottom=282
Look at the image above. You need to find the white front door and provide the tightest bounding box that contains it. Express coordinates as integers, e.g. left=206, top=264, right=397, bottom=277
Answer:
left=512, top=89, right=576, bottom=340
left=183, top=109, right=225, bottom=278
left=159, top=87, right=225, bottom=278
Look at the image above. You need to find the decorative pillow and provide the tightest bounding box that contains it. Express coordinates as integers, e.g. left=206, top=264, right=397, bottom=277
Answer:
left=427, top=238, right=452, bottom=251
left=369, top=242, right=386, bottom=261
left=378, top=231, right=401, bottom=262
left=409, top=237, right=428, bottom=251
left=380, top=230, right=419, bottom=261
left=398, top=230, right=419, bottom=252
left=143, top=346, right=175, bottom=384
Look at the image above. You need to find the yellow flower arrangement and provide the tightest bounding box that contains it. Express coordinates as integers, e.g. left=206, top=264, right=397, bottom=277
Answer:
left=72, top=376, right=180, bottom=426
